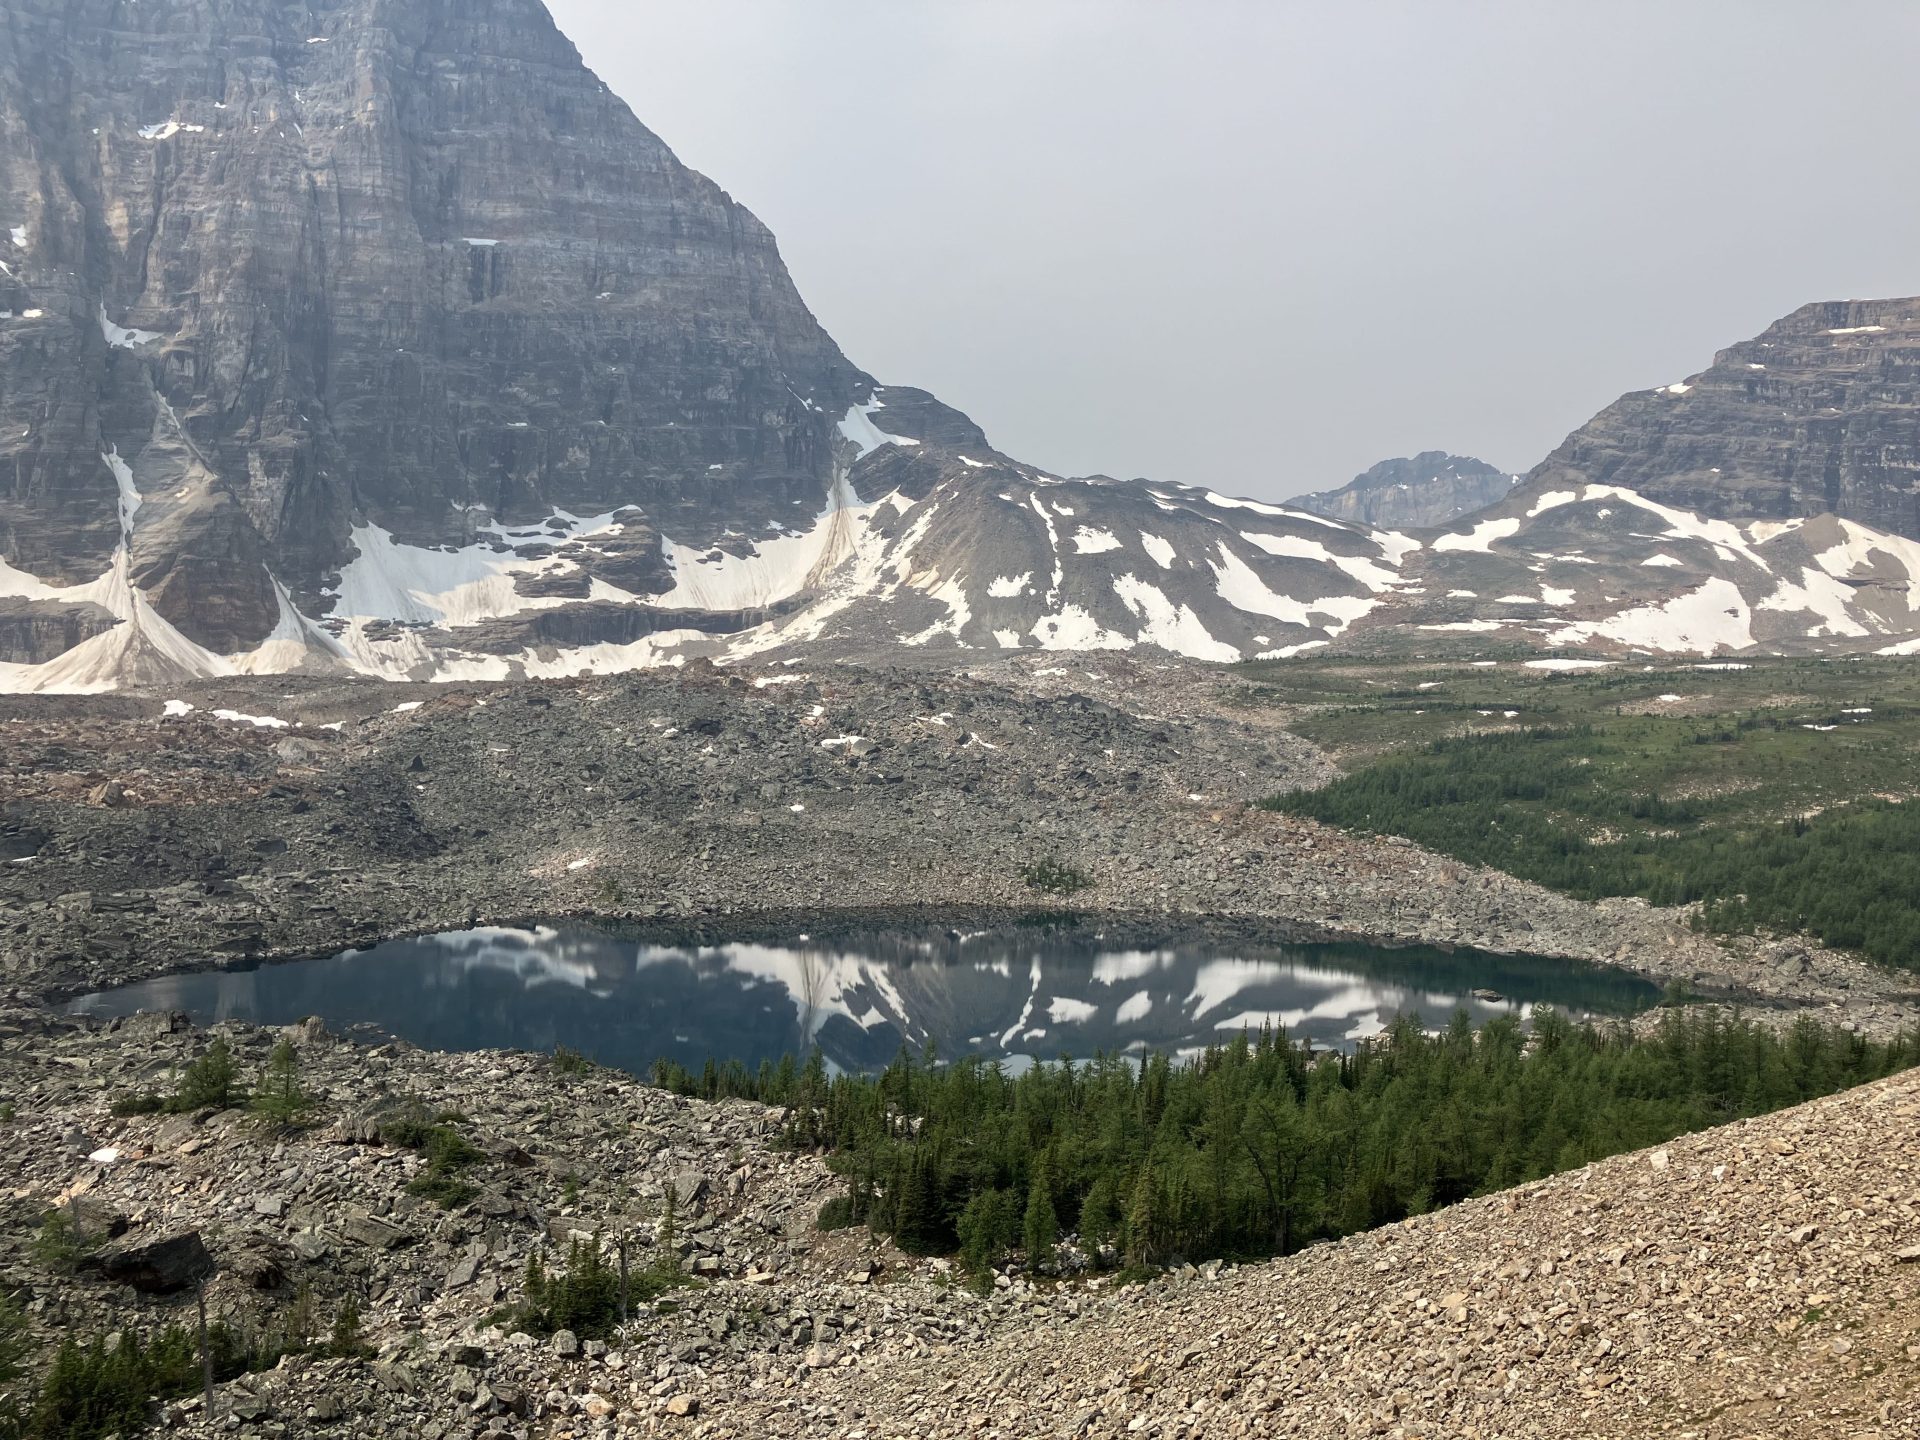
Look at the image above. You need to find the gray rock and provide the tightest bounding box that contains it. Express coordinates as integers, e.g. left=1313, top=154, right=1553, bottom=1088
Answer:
left=341, top=1213, right=412, bottom=1250
left=90, top=1230, right=213, bottom=1293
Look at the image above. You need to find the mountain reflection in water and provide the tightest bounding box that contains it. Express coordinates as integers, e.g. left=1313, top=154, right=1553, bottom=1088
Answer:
left=69, top=923, right=1659, bottom=1075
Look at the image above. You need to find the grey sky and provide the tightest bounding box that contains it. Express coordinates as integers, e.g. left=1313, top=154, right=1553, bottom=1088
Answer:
left=548, top=0, right=1920, bottom=501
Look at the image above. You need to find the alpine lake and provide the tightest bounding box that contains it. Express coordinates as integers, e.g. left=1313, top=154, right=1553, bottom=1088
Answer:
left=68, top=918, right=1661, bottom=1076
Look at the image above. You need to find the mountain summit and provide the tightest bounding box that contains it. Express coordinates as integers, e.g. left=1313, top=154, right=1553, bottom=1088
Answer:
left=1291, top=452, right=1516, bottom=530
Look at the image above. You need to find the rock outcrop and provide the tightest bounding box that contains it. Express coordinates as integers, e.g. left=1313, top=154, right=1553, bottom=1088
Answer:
left=1292, top=451, right=1517, bottom=529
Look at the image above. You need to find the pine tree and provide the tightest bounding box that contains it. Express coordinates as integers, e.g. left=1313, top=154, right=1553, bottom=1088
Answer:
left=1125, top=1165, right=1160, bottom=1269
left=175, top=1037, right=238, bottom=1110
left=1077, top=1174, right=1120, bottom=1260
left=251, top=1039, right=313, bottom=1124
left=1022, top=1160, right=1058, bottom=1273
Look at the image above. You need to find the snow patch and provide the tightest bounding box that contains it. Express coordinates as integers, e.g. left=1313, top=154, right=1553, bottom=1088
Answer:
left=212, top=708, right=290, bottom=728
left=1071, top=527, right=1122, bottom=555
left=836, top=397, right=920, bottom=461
left=98, top=304, right=161, bottom=349
left=1140, top=534, right=1176, bottom=569
left=986, top=572, right=1032, bottom=598
left=1111, top=575, right=1239, bottom=661
left=1547, top=576, right=1754, bottom=653
left=1432, top=516, right=1520, bottom=553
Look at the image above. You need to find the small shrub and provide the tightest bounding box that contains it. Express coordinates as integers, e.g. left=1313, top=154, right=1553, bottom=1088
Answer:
left=173, top=1038, right=240, bottom=1111
left=326, top=1292, right=369, bottom=1360
left=29, top=1208, right=100, bottom=1272
left=815, top=1194, right=857, bottom=1232
left=1019, top=857, right=1092, bottom=897
left=504, top=1236, right=685, bottom=1341
left=402, top=1118, right=486, bottom=1210
left=109, top=1093, right=165, bottom=1118
left=551, top=1046, right=594, bottom=1077
left=24, top=1323, right=206, bottom=1440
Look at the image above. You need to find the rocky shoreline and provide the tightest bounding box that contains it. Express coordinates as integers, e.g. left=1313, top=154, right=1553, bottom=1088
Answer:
left=3, top=663, right=1916, bottom=1037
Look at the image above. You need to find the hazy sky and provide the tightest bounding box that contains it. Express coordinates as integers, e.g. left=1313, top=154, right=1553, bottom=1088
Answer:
left=548, top=1, right=1920, bottom=501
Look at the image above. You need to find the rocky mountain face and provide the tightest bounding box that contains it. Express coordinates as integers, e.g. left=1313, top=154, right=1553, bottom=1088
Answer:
left=8, top=0, right=1920, bottom=685
left=1290, top=451, right=1516, bottom=529
left=0, top=0, right=1469, bottom=691
left=1529, top=298, right=1920, bottom=540
left=0, top=0, right=878, bottom=677
left=1361, top=302, right=1920, bottom=659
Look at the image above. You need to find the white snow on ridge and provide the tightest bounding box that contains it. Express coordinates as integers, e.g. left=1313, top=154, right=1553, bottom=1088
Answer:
left=1198, top=490, right=1291, bottom=519
left=1207, top=544, right=1375, bottom=634
left=331, top=519, right=597, bottom=628
left=1529, top=484, right=1773, bottom=573
left=986, top=572, right=1031, bottom=598
left=1111, top=575, right=1240, bottom=662
left=1140, top=534, right=1176, bottom=569
left=1433, top=516, right=1521, bottom=553
left=1240, top=531, right=1403, bottom=592
left=836, top=395, right=920, bottom=461
left=1809, top=518, right=1920, bottom=610
left=1827, top=325, right=1887, bottom=335
left=1547, top=576, right=1754, bottom=653
left=8, top=226, right=23, bottom=248
left=1755, top=567, right=1870, bottom=638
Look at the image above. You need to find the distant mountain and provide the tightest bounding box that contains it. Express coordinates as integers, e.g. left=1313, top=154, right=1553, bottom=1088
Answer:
left=1353, top=301, right=1920, bottom=658
left=1291, top=453, right=1517, bottom=530
left=1526, top=298, right=1920, bottom=541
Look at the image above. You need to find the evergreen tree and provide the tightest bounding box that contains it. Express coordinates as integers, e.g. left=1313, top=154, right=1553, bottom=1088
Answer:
left=174, top=1038, right=238, bottom=1111
left=251, top=1039, right=314, bottom=1125
left=1022, top=1158, right=1059, bottom=1272
left=956, top=1188, right=1016, bottom=1285
left=1124, top=1165, right=1160, bottom=1269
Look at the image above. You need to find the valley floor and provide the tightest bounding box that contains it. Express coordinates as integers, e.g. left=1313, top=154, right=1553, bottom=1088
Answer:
left=4, top=657, right=1919, bottom=1437
left=1, top=659, right=1914, bottom=1038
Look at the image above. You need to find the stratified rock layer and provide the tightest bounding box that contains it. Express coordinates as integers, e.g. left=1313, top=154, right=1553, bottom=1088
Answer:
left=0, top=0, right=866, bottom=647
left=1531, top=298, right=1920, bottom=540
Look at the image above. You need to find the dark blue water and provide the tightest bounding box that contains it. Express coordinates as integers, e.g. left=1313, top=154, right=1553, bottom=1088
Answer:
left=68, top=922, right=1658, bottom=1075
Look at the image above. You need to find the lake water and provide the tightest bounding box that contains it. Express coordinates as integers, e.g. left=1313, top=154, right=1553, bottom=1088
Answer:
left=67, top=921, right=1660, bottom=1074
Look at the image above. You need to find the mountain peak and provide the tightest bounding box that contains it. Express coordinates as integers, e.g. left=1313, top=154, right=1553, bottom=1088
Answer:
left=1291, top=454, right=1516, bottom=530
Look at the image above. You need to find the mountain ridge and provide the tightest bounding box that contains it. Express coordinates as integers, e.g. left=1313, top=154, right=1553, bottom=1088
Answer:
left=5, top=1, right=1920, bottom=686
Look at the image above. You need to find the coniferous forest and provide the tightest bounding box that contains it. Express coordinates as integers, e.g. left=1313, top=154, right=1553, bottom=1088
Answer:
left=654, top=1009, right=1919, bottom=1280
left=1266, top=723, right=1920, bottom=970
